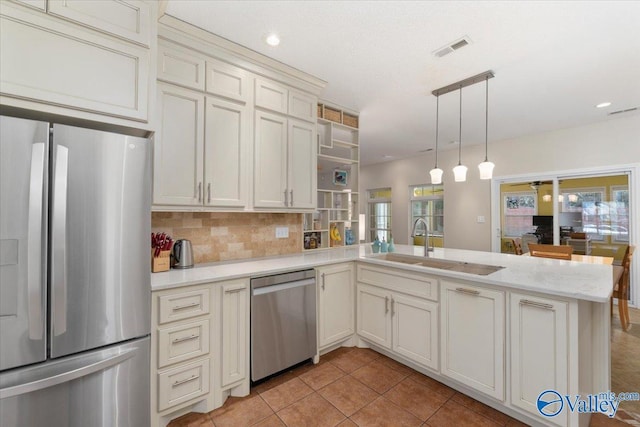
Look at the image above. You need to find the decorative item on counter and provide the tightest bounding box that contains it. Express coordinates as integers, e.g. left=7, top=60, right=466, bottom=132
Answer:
left=309, top=233, right=319, bottom=249
left=151, top=232, right=172, bottom=272
left=388, top=236, right=395, bottom=252
left=380, top=238, right=388, bottom=253
left=371, top=236, right=381, bottom=253
left=345, top=228, right=355, bottom=245
left=330, top=223, right=342, bottom=247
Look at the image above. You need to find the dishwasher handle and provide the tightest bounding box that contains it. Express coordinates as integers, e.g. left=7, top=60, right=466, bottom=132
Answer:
left=252, top=278, right=315, bottom=296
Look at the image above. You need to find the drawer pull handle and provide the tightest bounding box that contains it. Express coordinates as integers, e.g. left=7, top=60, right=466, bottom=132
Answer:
left=172, top=374, right=199, bottom=387
left=172, top=334, right=199, bottom=344
left=520, top=299, right=554, bottom=310
left=455, top=287, right=480, bottom=296
left=172, top=302, right=199, bottom=311
left=225, top=287, right=245, bottom=294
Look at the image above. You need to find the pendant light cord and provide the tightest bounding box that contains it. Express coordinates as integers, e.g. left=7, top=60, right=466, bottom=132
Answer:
left=435, top=95, right=439, bottom=167
left=485, top=76, right=489, bottom=162
left=458, top=85, right=462, bottom=166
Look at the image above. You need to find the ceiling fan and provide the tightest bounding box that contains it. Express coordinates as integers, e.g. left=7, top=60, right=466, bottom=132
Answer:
left=507, top=180, right=554, bottom=191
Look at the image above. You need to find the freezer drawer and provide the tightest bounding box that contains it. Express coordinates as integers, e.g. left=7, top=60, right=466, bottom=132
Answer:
left=0, top=336, right=150, bottom=427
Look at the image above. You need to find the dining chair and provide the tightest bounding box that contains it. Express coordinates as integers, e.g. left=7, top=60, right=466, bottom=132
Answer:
left=510, top=238, right=523, bottom=255
left=528, top=243, right=573, bottom=260
left=611, top=245, right=635, bottom=331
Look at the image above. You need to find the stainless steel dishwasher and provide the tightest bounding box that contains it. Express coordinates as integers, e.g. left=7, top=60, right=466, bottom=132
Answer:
left=251, top=269, right=317, bottom=382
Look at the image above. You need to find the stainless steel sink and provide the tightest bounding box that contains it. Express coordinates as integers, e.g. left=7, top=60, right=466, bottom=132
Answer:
left=367, top=253, right=505, bottom=276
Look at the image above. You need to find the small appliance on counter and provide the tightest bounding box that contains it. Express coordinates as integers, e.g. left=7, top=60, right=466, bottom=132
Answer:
left=172, top=239, right=194, bottom=269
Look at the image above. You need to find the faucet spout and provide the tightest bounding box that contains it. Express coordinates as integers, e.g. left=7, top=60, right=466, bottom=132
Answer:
left=411, top=217, right=434, bottom=257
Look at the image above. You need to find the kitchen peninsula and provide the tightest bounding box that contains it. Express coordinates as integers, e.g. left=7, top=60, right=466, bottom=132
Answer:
left=151, top=244, right=613, bottom=427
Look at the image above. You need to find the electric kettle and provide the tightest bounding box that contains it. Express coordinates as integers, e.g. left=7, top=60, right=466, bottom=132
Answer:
left=172, top=239, right=194, bottom=269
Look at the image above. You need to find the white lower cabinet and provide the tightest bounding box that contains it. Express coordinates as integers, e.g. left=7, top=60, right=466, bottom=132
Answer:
left=440, top=280, right=505, bottom=401
left=510, top=292, right=568, bottom=426
left=220, top=279, right=249, bottom=387
left=317, top=263, right=355, bottom=349
left=356, top=264, right=439, bottom=371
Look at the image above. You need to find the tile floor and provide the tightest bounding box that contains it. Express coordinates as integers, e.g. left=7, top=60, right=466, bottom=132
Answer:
left=169, top=308, right=639, bottom=427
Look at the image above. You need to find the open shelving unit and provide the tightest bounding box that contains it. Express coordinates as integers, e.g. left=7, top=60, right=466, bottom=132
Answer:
left=303, top=104, right=360, bottom=250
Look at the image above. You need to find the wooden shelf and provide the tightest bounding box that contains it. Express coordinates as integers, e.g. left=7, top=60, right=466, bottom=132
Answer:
left=318, top=154, right=358, bottom=165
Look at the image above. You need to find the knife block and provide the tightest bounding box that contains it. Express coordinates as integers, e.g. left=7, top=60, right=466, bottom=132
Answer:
left=151, top=250, right=171, bottom=273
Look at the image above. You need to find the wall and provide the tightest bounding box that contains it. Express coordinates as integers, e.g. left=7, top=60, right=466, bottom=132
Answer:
left=152, top=212, right=302, bottom=264
left=360, top=114, right=640, bottom=251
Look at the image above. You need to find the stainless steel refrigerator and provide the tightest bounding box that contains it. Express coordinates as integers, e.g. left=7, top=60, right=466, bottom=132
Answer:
left=0, top=115, right=151, bottom=427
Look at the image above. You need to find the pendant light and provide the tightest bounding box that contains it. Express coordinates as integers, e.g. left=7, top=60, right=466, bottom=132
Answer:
left=429, top=95, right=443, bottom=184
left=452, top=86, right=467, bottom=182
left=478, top=75, right=495, bottom=179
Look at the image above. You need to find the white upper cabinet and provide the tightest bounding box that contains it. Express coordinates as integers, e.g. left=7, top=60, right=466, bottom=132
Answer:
left=204, top=96, right=249, bottom=208
left=288, top=119, right=316, bottom=209
left=288, top=90, right=317, bottom=122
left=1, top=0, right=153, bottom=124
left=253, top=110, right=288, bottom=208
left=206, top=58, right=251, bottom=104
left=154, top=83, right=204, bottom=206
left=48, top=0, right=152, bottom=46
left=158, top=40, right=206, bottom=91
left=255, top=78, right=288, bottom=114
left=440, top=281, right=505, bottom=401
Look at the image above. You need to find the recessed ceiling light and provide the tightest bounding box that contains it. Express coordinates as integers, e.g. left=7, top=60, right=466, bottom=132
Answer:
left=596, top=102, right=611, bottom=108
left=265, top=33, right=280, bottom=47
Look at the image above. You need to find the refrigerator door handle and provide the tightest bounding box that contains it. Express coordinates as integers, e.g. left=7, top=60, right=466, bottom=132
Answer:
left=0, top=348, right=137, bottom=399
left=27, top=142, right=45, bottom=340
left=52, top=145, right=68, bottom=336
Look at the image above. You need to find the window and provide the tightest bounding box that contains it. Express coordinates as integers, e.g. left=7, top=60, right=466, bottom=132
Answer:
left=409, top=184, right=444, bottom=239
left=561, top=187, right=606, bottom=240
left=503, top=192, right=537, bottom=237
left=368, top=188, right=391, bottom=241
left=611, top=186, right=629, bottom=242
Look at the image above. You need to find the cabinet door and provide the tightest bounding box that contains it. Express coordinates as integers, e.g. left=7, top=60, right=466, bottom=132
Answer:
left=255, top=78, right=288, bottom=114
left=154, top=84, right=204, bottom=206
left=158, top=41, right=206, bottom=91
left=392, top=294, right=439, bottom=371
left=204, top=96, right=249, bottom=208
left=356, top=284, right=391, bottom=349
left=48, top=0, right=151, bottom=46
left=254, top=110, right=287, bottom=208
left=1, top=3, right=149, bottom=122
left=288, top=90, right=317, bottom=122
left=206, top=58, right=251, bottom=104
left=288, top=119, right=316, bottom=209
left=441, top=281, right=505, bottom=400
left=221, top=279, right=248, bottom=387
left=318, top=264, right=354, bottom=348
left=510, top=293, right=568, bottom=424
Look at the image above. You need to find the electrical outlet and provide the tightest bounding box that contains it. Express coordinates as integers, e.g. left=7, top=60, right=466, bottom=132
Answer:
left=477, top=216, right=486, bottom=223
left=275, top=227, right=289, bottom=238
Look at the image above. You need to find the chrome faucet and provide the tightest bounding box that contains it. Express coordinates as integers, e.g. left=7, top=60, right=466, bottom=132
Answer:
left=411, top=217, right=434, bottom=257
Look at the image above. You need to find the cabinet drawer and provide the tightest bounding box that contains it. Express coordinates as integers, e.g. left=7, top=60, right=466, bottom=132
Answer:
left=206, top=58, right=251, bottom=104
left=288, top=90, right=317, bottom=122
left=158, top=358, right=210, bottom=411
left=357, top=264, right=438, bottom=301
left=158, top=288, right=210, bottom=324
left=158, top=41, right=205, bottom=90
left=255, top=78, right=288, bottom=114
left=48, top=0, right=151, bottom=46
left=158, top=319, right=210, bottom=368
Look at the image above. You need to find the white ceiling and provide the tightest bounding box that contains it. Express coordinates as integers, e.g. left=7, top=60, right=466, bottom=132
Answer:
left=165, top=1, right=640, bottom=166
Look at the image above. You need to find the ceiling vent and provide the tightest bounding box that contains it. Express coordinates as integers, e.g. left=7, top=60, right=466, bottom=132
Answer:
left=608, top=107, right=638, bottom=116
left=433, top=36, right=472, bottom=58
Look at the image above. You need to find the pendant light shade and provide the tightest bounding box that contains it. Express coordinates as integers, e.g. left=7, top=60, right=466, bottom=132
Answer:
left=453, top=86, right=467, bottom=182
left=478, top=75, right=494, bottom=180
left=429, top=95, right=443, bottom=184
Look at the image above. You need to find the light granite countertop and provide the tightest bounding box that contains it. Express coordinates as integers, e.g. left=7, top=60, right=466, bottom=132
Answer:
left=151, top=244, right=614, bottom=303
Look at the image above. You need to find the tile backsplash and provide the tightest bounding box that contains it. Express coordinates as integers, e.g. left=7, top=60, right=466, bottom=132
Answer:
left=152, top=212, right=302, bottom=264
